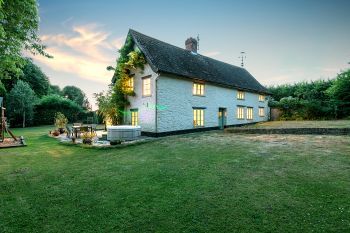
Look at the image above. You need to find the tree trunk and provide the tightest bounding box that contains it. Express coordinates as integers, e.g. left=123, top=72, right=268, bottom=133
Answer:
left=23, top=111, right=26, bottom=128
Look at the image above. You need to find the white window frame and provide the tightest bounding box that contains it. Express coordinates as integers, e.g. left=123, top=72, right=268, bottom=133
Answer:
left=237, top=91, right=245, bottom=100
left=237, top=106, right=244, bottom=119
left=259, top=94, right=265, bottom=102
left=142, top=76, right=151, bottom=97
left=247, top=107, right=253, bottom=120
left=193, top=82, right=205, bottom=96
left=259, top=107, right=265, bottom=117
left=193, top=108, right=205, bottom=127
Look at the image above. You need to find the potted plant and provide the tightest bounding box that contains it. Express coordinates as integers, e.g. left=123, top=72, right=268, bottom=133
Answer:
left=81, top=132, right=96, bottom=145
left=52, top=130, right=60, bottom=136
left=54, top=112, right=68, bottom=134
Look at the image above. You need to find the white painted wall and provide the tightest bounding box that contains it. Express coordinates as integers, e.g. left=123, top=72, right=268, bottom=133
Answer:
left=125, top=64, right=158, bottom=132
left=156, top=74, right=269, bottom=133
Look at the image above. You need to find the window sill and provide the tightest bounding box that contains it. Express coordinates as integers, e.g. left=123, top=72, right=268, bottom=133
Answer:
left=193, top=94, right=206, bottom=97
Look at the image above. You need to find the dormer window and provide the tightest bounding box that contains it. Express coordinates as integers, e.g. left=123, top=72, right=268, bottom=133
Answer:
left=237, top=91, right=245, bottom=100
left=193, top=82, right=204, bottom=96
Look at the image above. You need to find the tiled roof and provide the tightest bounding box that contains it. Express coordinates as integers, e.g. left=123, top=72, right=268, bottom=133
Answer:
left=129, top=29, right=269, bottom=94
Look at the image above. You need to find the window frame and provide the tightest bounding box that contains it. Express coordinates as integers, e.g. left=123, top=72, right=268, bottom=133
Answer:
left=126, top=77, right=134, bottom=92
left=130, top=109, right=138, bottom=126
left=193, top=82, right=205, bottom=96
left=237, top=106, right=245, bottom=120
left=193, top=108, right=205, bottom=127
left=259, top=107, right=265, bottom=117
left=142, top=76, right=152, bottom=97
left=247, top=107, right=253, bottom=120
left=237, top=90, right=245, bottom=100
left=259, top=94, right=265, bottom=102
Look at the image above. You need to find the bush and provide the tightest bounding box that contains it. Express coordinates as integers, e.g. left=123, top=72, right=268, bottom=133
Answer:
left=34, top=95, right=84, bottom=125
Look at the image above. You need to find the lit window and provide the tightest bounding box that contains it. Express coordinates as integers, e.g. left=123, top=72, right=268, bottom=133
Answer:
left=126, top=77, right=134, bottom=92
left=259, top=107, right=265, bottom=117
left=142, top=77, right=151, bottom=96
left=193, top=82, right=205, bottom=96
left=237, top=106, right=244, bottom=119
left=247, top=107, right=253, bottom=120
left=193, top=108, right=204, bottom=127
left=237, top=91, right=245, bottom=100
left=131, top=109, right=138, bottom=126
left=259, top=94, right=265, bottom=102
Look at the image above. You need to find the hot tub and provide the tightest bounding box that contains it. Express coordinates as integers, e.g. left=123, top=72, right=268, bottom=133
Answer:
left=107, top=125, right=141, bottom=141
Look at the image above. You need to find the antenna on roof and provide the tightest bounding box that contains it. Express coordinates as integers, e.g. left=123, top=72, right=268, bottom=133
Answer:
left=238, top=52, right=246, bottom=67
left=197, top=34, right=200, bottom=51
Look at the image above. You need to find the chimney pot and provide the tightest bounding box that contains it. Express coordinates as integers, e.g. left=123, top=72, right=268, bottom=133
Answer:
left=185, top=37, right=197, bottom=53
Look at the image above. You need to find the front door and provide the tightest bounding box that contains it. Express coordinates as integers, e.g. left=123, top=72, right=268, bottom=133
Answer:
left=218, top=108, right=227, bottom=129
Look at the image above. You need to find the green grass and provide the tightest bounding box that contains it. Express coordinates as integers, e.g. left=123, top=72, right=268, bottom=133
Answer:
left=1, top=126, right=350, bottom=232
left=243, top=120, right=350, bottom=129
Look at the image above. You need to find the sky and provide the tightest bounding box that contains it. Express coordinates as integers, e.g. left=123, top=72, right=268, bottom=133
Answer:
left=32, top=0, right=350, bottom=109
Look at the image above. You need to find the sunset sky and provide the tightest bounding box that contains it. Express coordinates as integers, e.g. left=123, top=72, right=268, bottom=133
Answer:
left=33, top=0, right=350, bottom=109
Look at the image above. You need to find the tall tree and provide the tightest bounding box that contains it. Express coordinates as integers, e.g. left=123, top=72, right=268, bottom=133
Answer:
left=0, top=0, right=51, bottom=80
left=62, top=86, right=86, bottom=107
left=20, top=58, right=50, bottom=97
left=48, top=85, right=62, bottom=96
left=7, top=80, right=37, bottom=127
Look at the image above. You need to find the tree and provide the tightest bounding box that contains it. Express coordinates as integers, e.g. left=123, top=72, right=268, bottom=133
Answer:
left=7, top=80, right=37, bottom=127
left=20, top=58, right=50, bottom=97
left=62, top=86, right=86, bottom=107
left=48, top=85, right=62, bottom=95
left=34, top=94, right=84, bottom=125
left=0, top=80, right=6, bottom=97
left=326, top=70, right=350, bottom=118
left=0, top=0, right=51, bottom=80
left=94, top=89, right=118, bottom=126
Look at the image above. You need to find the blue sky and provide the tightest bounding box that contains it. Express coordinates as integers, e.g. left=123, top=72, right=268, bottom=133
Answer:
left=33, top=0, right=350, bottom=109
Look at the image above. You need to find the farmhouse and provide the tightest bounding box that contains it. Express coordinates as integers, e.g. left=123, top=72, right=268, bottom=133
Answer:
left=122, top=29, right=270, bottom=136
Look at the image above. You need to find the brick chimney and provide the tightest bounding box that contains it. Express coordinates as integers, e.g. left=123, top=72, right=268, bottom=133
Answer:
left=185, top=37, right=197, bottom=53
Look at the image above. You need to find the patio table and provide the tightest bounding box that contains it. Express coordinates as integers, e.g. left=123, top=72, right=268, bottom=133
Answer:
left=72, top=125, right=93, bottom=138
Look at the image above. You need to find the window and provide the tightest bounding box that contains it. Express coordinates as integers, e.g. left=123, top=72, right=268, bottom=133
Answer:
left=193, top=82, right=205, bottom=96
left=131, top=109, right=138, bottom=126
left=142, top=77, right=151, bottom=96
left=259, top=107, right=265, bottom=117
left=237, top=90, right=245, bottom=100
left=259, top=94, right=265, bottom=102
left=247, top=107, right=253, bottom=120
left=126, top=77, right=134, bottom=92
left=237, top=106, right=244, bottom=119
left=193, top=108, right=204, bottom=127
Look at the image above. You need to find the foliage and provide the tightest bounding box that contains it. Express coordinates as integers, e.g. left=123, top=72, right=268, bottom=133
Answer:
left=267, top=73, right=350, bottom=120
left=326, top=70, right=350, bottom=118
left=94, top=89, right=118, bottom=125
left=0, top=0, right=51, bottom=80
left=48, top=85, right=62, bottom=95
left=20, top=59, right=50, bottom=97
left=62, top=86, right=86, bottom=108
left=0, top=80, right=6, bottom=97
left=34, top=94, right=84, bottom=125
left=54, top=112, right=68, bottom=129
left=6, top=80, right=37, bottom=127
left=108, top=35, right=146, bottom=123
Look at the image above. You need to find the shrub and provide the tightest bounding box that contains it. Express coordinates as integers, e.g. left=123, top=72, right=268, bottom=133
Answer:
left=54, top=112, right=68, bottom=129
left=34, top=95, right=84, bottom=125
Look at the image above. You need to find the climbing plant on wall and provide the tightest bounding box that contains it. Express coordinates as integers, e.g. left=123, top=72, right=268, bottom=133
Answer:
left=108, top=35, right=146, bottom=124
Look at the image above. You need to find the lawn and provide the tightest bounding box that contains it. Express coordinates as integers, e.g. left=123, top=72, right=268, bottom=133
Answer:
left=1, top=126, right=350, bottom=232
left=243, top=120, right=350, bottom=129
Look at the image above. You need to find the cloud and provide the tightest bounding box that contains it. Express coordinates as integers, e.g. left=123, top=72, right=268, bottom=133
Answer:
left=202, top=51, right=221, bottom=57
left=32, top=23, right=124, bottom=84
